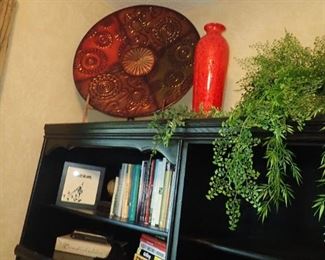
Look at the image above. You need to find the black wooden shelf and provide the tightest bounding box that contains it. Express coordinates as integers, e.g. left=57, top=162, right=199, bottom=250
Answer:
left=181, top=236, right=278, bottom=260
left=15, top=118, right=325, bottom=260
left=179, top=235, right=325, bottom=260
left=48, top=204, right=168, bottom=238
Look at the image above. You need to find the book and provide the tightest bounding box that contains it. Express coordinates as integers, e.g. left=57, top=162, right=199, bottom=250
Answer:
left=139, top=160, right=151, bottom=223
left=128, top=164, right=142, bottom=222
left=114, top=163, right=128, bottom=218
left=137, top=234, right=166, bottom=260
left=136, top=248, right=163, bottom=260
left=140, top=234, right=166, bottom=252
left=109, top=176, right=119, bottom=218
left=136, top=160, right=148, bottom=222
left=150, top=158, right=167, bottom=227
left=144, top=159, right=156, bottom=225
left=121, top=163, right=133, bottom=220
left=55, top=234, right=111, bottom=258
left=133, top=253, right=147, bottom=260
left=139, top=241, right=165, bottom=260
left=166, top=164, right=176, bottom=230
left=159, top=162, right=173, bottom=229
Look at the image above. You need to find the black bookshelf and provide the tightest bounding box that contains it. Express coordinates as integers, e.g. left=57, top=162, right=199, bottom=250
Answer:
left=15, top=118, right=325, bottom=260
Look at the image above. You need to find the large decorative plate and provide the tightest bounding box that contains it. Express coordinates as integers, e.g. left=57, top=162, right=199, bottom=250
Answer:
left=73, top=5, right=200, bottom=118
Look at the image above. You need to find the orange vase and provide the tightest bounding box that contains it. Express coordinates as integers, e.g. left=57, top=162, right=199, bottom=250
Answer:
left=192, top=23, right=229, bottom=112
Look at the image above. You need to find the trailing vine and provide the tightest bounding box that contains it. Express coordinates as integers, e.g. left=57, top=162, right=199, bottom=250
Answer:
left=150, top=32, right=325, bottom=231
left=313, top=127, right=325, bottom=221
left=149, top=105, right=228, bottom=155
left=207, top=33, right=325, bottom=230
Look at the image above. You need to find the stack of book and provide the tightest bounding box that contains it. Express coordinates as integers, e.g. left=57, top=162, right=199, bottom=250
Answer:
left=133, top=234, right=166, bottom=260
left=53, top=230, right=112, bottom=260
left=109, top=158, right=176, bottom=230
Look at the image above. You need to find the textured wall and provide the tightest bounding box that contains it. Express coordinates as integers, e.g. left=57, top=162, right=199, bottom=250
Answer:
left=0, top=0, right=324, bottom=258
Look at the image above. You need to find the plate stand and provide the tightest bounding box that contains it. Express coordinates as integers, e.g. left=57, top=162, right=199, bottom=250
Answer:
left=82, top=94, right=92, bottom=123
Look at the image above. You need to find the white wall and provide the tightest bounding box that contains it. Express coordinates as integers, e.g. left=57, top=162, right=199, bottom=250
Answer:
left=0, top=0, right=324, bottom=258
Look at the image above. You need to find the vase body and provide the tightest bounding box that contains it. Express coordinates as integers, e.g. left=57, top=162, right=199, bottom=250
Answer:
left=192, top=23, right=229, bottom=112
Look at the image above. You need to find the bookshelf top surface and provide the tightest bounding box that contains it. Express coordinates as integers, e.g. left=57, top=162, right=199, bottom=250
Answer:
left=44, top=117, right=325, bottom=143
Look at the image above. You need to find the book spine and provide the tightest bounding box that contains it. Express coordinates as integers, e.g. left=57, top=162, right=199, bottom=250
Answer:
left=128, top=164, right=141, bottom=222
left=133, top=252, right=147, bottom=260
left=137, top=248, right=163, bottom=260
left=109, top=176, right=119, bottom=218
left=139, top=241, right=166, bottom=259
left=149, top=159, right=161, bottom=227
left=159, top=162, right=173, bottom=229
left=140, top=234, right=166, bottom=252
left=55, top=235, right=111, bottom=258
left=121, top=163, right=133, bottom=220
left=150, top=158, right=167, bottom=227
left=140, top=161, right=150, bottom=223
left=114, top=163, right=127, bottom=218
left=136, top=160, right=147, bottom=223
left=166, top=165, right=176, bottom=230
left=144, top=159, right=156, bottom=225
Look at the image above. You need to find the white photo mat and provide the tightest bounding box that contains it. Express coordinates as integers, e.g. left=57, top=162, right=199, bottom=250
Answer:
left=56, top=162, right=105, bottom=209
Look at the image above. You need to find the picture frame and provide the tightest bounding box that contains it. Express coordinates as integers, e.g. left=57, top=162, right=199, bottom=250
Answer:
left=56, top=161, right=105, bottom=209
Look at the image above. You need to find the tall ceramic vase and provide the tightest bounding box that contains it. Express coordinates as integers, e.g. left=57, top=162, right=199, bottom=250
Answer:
left=192, top=23, right=229, bottom=112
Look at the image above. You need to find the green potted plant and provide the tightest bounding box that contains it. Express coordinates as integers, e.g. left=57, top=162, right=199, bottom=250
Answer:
left=150, top=32, right=325, bottom=230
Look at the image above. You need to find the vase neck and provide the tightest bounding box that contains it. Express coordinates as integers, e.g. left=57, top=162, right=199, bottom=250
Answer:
left=204, top=23, right=226, bottom=34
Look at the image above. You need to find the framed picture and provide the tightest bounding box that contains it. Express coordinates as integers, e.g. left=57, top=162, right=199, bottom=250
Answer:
left=56, top=161, right=105, bottom=209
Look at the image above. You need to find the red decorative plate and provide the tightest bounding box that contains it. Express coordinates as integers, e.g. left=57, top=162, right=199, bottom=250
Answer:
left=73, top=5, right=199, bottom=118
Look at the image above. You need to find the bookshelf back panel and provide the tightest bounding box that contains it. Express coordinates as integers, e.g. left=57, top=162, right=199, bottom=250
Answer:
left=178, top=143, right=325, bottom=258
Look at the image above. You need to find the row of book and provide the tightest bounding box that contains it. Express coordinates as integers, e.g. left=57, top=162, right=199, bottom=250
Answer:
left=133, top=234, right=166, bottom=260
left=109, top=158, right=176, bottom=230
